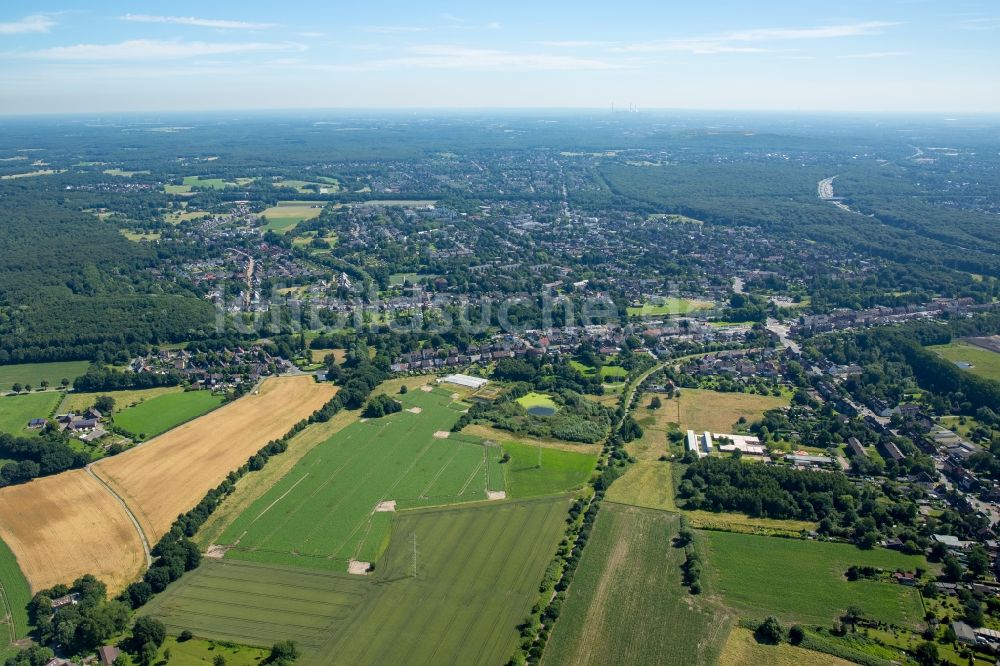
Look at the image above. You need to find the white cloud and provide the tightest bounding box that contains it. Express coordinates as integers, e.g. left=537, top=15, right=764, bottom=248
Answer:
left=27, top=39, right=304, bottom=61
left=613, top=21, right=899, bottom=54
left=837, top=51, right=907, bottom=59
left=365, top=25, right=425, bottom=34
left=120, top=14, right=276, bottom=30
left=0, top=14, right=56, bottom=35
left=329, top=45, right=626, bottom=71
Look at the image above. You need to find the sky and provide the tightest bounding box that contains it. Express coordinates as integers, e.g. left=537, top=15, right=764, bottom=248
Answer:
left=1, top=0, right=998, bottom=115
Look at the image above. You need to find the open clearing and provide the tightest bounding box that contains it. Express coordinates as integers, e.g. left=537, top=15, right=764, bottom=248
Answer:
left=156, top=636, right=268, bottom=666
left=262, top=201, right=324, bottom=233
left=0, top=360, right=90, bottom=392
left=217, top=387, right=503, bottom=568
left=606, top=461, right=677, bottom=510
left=501, top=441, right=596, bottom=498
left=544, top=504, right=730, bottom=666
left=929, top=340, right=1000, bottom=382
left=0, top=392, right=60, bottom=435
left=93, top=376, right=335, bottom=542
left=663, top=387, right=788, bottom=434
left=703, top=530, right=927, bottom=627
left=718, top=627, right=852, bottom=666
left=0, top=469, right=145, bottom=592
left=113, top=389, right=225, bottom=438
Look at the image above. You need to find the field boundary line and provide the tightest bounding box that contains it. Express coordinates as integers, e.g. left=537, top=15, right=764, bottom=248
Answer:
left=85, top=465, right=152, bottom=569
left=250, top=473, right=311, bottom=526
left=0, top=578, right=15, bottom=646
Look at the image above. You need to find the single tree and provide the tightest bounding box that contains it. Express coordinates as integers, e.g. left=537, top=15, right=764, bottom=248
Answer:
left=755, top=616, right=785, bottom=644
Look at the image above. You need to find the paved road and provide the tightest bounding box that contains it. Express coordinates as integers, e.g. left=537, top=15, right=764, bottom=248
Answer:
left=766, top=317, right=801, bottom=354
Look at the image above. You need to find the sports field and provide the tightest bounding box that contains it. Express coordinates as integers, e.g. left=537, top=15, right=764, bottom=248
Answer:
left=217, top=388, right=501, bottom=569
left=141, top=559, right=371, bottom=649
left=93, top=376, right=335, bottom=541
left=262, top=202, right=324, bottom=233
left=663, top=387, right=788, bottom=434
left=544, top=504, right=731, bottom=666
left=0, top=392, right=60, bottom=435
left=308, top=498, right=570, bottom=666
left=113, top=389, right=224, bottom=438
left=929, top=340, right=1000, bottom=382
left=702, top=531, right=927, bottom=627
left=0, top=360, right=90, bottom=392
left=0, top=538, right=31, bottom=651
left=0, top=469, right=145, bottom=592
left=501, top=441, right=596, bottom=498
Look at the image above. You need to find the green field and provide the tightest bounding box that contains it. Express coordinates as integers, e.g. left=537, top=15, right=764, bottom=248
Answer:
left=262, top=201, right=325, bottom=233
left=155, top=637, right=268, bottom=666
left=0, top=360, right=90, bottom=392
left=146, top=498, right=569, bottom=665
left=0, top=538, right=32, bottom=653
left=0, top=392, right=61, bottom=435
left=501, top=441, right=596, bottom=498
left=307, top=498, right=569, bottom=666
left=598, top=365, right=628, bottom=378
left=929, top=340, right=1000, bottom=382
left=627, top=297, right=715, bottom=317
left=516, top=391, right=559, bottom=413
left=141, top=559, right=371, bottom=649
left=545, top=504, right=730, bottom=666
left=217, top=388, right=503, bottom=568
left=114, top=390, right=225, bottom=438
left=58, top=385, right=183, bottom=415
left=702, top=531, right=927, bottom=627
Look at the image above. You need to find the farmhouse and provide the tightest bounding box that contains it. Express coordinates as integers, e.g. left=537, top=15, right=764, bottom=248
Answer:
left=438, top=373, right=489, bottom=389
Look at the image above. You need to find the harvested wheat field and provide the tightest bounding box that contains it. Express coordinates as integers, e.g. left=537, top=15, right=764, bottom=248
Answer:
left=93, top=376, right=335, bottom=542
left=0, top=469, right=145, bottom=592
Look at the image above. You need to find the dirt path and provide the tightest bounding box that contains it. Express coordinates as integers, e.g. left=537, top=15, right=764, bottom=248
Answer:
left=86, top=465, right=152, bottom=569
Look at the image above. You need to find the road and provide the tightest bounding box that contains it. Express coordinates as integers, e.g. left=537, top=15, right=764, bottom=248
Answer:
left=86, top=465, right=153, bottom=569
left=766, top=317, right=800, bottom=354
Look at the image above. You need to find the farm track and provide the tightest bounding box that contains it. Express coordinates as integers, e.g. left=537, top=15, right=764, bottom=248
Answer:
left=85, top=465, right=152, bottom=569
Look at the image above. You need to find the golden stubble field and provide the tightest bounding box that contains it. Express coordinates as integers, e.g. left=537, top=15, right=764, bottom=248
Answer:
left=0, top=469, right=145, bottom=592
left=92, top=376, right=335, bottom=542
left=0, top=376, right=334, bottom=593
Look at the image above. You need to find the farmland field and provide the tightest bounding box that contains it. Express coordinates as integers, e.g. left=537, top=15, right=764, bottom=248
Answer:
left=461, top=423, right=602, bottom=454
left=262, top=201, right=324, bottom=233
left=307, top=497, right=570, bottom=666
left=718, top=627, right=852, bottom=666
left=58, top=385, right=183, bottom=415
left=0, top=538, right=31, bottom=651
left=0, top=469, right=145, bottom=592
left=702, top=531, right=927, bottom=627
left=929, top=340, right=1000, bottom=381
left=93, top=376, right=335, bottom=541
left=0, top=392, right=60, bottom=435
left=662, top=387, right=789, bottom=434
left=141, top=559, right=371, bottom=649
left=0, top=360, right=90, bottom=392
left=217, top=387, right=501, bottom=569
left=113, top=389, right=225, bottom=438
left=501, top=441, right=596, bottom=498
left=606, top=461, right=677, bottom=510
left=544, top=504, right=730, bottom=666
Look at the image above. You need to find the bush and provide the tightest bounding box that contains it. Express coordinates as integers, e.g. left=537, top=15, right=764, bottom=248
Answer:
left=789, top=625, right=805, bottom=645
left=755, top=616, right=785, bottom=644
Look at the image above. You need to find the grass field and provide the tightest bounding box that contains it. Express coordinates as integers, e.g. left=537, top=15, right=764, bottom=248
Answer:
left=929, top=340, right=1000, bottom=382
left=58, top=385, right=183, bottom=415
left=0, top=392, right=60, bottom=435
left=461, top=423, right=602, bottom=454
left=605, top=461, right=677, bottom=510
left=0, top=538, right=31, bottom=650
left=0, top=360, right=90, bottom=391
left=308, top=498, right=570, bottom=666
left=501, top=441, right=596, bottom=498
left=627, top=297, right=715, bottom=317
left=141, top=559, right=372, bottom=649
left=544, top=504, right=731, bottom=666
left=309, top=347, right=345, bottom=364
left=516, top=391, right=558, bottom=414
left=0, top=469, right=145, bottom=592
left=93, top=376, right=336, bottom=542
left=262, top=201, right=324, bottom=233
left=663, top=388, right=789, bottom=434
left=703, top=531, right=927, bottom=627
left=155, top=636, right=268, bottom=666
left=217, top=387, right=504, bottom=569
left=114, top=390, right=225, bottom=438
left=718, top=628, right=852, bottom=666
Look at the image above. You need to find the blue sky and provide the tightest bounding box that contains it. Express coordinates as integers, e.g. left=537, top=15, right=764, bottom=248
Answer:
left=1, top=1, right=998, bottom=114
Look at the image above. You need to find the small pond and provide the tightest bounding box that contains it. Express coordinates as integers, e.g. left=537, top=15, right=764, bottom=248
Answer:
left=527, top=405, right=556, bottom=416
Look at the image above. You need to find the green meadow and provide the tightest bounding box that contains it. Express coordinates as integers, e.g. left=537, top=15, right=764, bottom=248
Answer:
left=113, top=390, right=224, bottom=439
left=0, top=360, right=90, bottom=392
